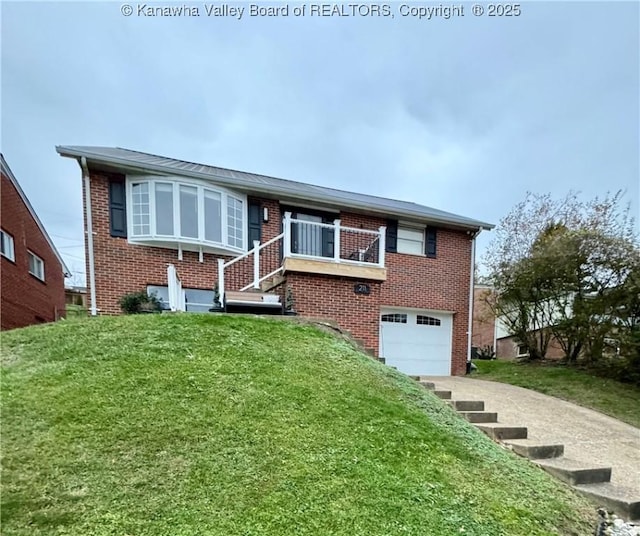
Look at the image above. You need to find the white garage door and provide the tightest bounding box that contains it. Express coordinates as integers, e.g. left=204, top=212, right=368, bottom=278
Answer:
left=380, top=308, right=453, bottom=376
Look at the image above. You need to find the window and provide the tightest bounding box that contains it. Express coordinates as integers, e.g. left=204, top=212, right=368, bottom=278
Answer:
left=417, top=315, right=441, bottom=326
left=227, top=196, right=244, bottom=249
left=517, top=344, right=529, bottom=357
left=147, top=285, right=214, bottom=313
left=1, top=230, right=15, bottom=261
left=28, top=251, right=45, bottom=281
left=204, top=190, right=222, bottom=242
left=132, top=182, right=150, bottom=235
left=155, top=182, right=174, bottom=235
left=129, top=178, right=246, bottom=252
left=381, top=313, right=407, bottom=323
left=397, top=226, right=424, bottom=255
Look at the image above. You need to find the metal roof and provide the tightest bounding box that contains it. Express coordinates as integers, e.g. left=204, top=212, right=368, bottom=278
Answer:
left=56, top=146, right=494, bottom=231
left=1, top=154, right=71, bottom=277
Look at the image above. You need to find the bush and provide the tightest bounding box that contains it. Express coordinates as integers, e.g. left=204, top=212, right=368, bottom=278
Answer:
left=119, top=291, right=162, bottom=314
left=476, top=345, right=496, bottom=360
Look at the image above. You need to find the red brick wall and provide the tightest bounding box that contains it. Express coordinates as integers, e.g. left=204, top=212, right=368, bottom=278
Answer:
left=86, top=171, right=282, bottom=314
left=87, top=170, right=474, bottom=374
left=472, top=286, right=496, bottom=351
left=380, top=229, right=473, bottom=376
left=287, top=273, right=382, bottom=353
left=1, top=174, right=66, bottom=330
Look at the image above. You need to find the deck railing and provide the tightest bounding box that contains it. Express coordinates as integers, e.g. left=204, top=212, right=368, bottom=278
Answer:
left=283, top=212, right=386, bottom=267
left=217, top=214, right=386, bottom=306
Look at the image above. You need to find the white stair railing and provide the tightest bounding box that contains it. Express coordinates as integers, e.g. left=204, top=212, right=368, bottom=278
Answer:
left=167, top=264, right=186, bottom=311
left=217, top=215, right=386, bottom=306
left=218, top=232, right=285, bottom=306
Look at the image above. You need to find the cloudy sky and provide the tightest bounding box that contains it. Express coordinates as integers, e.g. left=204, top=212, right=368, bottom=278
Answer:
left=2, top=0, right=638, bottom=285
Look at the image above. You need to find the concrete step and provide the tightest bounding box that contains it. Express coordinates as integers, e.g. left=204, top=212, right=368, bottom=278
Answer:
left=260, top=274, right=286, bottom=292
left=433, top=390, right=452, bottom=400
left=419, top=381, right=435, bottom=390
left=475, top=424, right=528, bottom=440
left=574, top=482, right=640, bottom=522
left=505, top=440, right=564, bottom=460
left=535, top=457, right=612, bottom=486
left=225, top=290, right=281, bottom=306
left=459, top=411, right=498, bottom=423
left=447, top=400, right=485, bottom=412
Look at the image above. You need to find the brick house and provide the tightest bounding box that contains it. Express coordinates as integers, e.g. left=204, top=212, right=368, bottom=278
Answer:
left=1, top=154, right=70, bottom=330
left=57, top=146, right=493, bottom=376
left=472, top=285, right=568, bottom=360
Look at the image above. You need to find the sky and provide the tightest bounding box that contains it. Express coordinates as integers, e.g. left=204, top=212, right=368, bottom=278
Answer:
left=1, top=0, right=639, bottom=286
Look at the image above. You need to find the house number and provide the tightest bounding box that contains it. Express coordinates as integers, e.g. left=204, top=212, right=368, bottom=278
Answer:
left=354, top=283, right=370, bottom=295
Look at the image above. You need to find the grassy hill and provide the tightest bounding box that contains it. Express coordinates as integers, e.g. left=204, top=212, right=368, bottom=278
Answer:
left=473, top=359, right=640, bottom=428
left=1, top=315, right=596, bottom=535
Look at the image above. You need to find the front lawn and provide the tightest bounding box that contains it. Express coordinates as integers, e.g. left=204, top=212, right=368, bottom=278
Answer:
left=1, top=315, right=597, bottom=535
left=473, top=359, right=640, bottom=428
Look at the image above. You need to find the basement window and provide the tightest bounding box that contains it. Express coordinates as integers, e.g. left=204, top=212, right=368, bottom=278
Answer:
left=517, top=344, right=529, bottom=357
left=147, top=285, right=215, bottom=313
left=1, top=229, right=15, bottom=262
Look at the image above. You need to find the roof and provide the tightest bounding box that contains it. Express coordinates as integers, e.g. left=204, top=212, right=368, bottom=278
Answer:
left=1, top=154, right=71, bottom=277
left=56, top=146, right=494, bottom=231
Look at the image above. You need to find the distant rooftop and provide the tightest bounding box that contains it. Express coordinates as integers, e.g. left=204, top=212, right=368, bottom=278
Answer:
left=56, top=145, right=494, bottom=231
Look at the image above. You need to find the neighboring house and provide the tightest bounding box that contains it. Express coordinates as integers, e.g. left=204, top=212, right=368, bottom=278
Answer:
left=471, top=285, right=566, bottom=360
left=1, top=155, right=70, bottom=330
left=56, top=146, right=493, bottom=376
left=65, top=285, right=88, bottom=308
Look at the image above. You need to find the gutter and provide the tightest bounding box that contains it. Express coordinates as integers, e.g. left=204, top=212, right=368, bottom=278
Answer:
left=466, top=228, right=481, bottom=372
left=81, top=157, right=98, bottom=316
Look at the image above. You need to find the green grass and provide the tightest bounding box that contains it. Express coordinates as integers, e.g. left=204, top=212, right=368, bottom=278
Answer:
left=1, top=315, right=597, bottom=536
left=63, top=304, right=88, bottom=320
left=473, top=359, right=640, bottom=428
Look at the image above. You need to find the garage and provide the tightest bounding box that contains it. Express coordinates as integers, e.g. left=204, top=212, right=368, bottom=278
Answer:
left=379, top=308, right=453, bottom=376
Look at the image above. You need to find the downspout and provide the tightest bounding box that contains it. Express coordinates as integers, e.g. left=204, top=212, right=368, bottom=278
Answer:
left=81, top=157, right=98, bottom=316
left=466, top=228, right=481, bottom=373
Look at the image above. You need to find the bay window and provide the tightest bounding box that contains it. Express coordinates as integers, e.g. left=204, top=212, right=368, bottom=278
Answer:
left=128, top=177, right=246, bottom=252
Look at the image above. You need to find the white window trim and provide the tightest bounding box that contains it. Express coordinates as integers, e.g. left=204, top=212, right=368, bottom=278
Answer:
left=397, top=223, right=425, bottom=256
left=125, top=175, right=248, bottom=254
left=1, top=229, right=15, bottom=262
left=28, top=250, right=45, bottom=281
left=517, top=344, right=529, bottom=357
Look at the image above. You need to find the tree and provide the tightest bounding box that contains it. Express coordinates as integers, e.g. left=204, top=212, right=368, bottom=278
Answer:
left=483, top=191, right=639, bottom=364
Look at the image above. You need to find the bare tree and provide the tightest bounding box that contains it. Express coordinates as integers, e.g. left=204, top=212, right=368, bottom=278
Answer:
left=482, top=191, right=639, bottom=363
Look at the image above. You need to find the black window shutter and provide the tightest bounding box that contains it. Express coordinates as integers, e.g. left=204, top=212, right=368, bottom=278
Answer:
left=248, top=201, right=262, bottom=247
left=109, top=179, right=127, bottom=238
left=425, top=227, right=437, bottom=258
left=386, top=219, right=398, bottom=253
